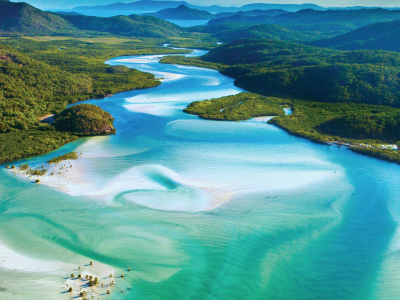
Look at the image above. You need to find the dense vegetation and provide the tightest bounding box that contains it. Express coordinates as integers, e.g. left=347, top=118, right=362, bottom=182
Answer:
left=62, top=14, right=182, bottom=38
left=0, top=0, right=182, bottom=38
left=207, top=8, right=400, bottom=36
left=144, top=5, right=214, bottom=20
left=0, top=43, right=91, bottom=133
left=214, top=9, right=288, bottom=19
left=163, top=39, right=400, bottom=108
left=184, top=92, right=289, bottom=120
left=269, top=101, right=400, bottom=143
left=162, top=39, right=400, bottom=164
left=0, top=128, right=77, bottom=164
left=160, top=55, right=226, bottom=70
left=269, top=100, right=400, bottom=163
left=184, top=92, right=400, bottom=163
left=186, top=22, right=249, bottom=35
left=212, top=24, right=322, bottom=43
left=166, top=33, right=219, bottom=50
left=208, top=15, right=274, bottom=26
left=0, top=38, right=179, bottom=134
left=310, top=19, right=400, bottom=52
left=49, top=151, right=78, bottom=163
left=53, top=104, right=116, bottom=135
left=0, top=37, right=189, bottom=163
left=320, top=113, right=400, bottom=140
left=0, top=0, right=77, bottom=36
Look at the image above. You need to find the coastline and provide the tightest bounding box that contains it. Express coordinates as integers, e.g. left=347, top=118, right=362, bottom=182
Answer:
left=2, top=45, right=400, bottom=300
left=3, top=45, right=400, bottom=167
left=160, top=55, right=400, bottom=166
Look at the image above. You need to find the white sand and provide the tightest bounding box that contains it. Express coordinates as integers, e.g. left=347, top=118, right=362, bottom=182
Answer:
left=0, top=239, right=121, bottom=300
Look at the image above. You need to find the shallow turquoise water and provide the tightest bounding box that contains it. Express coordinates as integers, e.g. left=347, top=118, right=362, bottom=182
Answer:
left=0, top=49, right=400, bottom=299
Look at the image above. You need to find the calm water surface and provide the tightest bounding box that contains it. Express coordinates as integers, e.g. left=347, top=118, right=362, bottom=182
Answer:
left=0, top=49, right=400, bottom=300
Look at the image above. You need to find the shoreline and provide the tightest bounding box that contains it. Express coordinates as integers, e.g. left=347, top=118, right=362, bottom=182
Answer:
left=3, top=46, right=400, bottom=167
left=0, top=46, right=193, bottom=166
left=160, top=55, right=400, bottom=166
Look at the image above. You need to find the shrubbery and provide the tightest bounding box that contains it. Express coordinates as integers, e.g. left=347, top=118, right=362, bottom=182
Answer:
left=53, top=104, right=116, bottom=136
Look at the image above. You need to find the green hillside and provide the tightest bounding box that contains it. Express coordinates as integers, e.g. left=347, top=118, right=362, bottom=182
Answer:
left=273, top=8, right=400, bottom=27
left=208, top=8, right=400, bottom=36
left=54, top=104, right=116, bottom=136
left=214, top=9, right=288, bottom=18
left=0, top=43, right=92, bottom=133
left=62, top=14, right=182, bottom=38
left=0, top=36, right=189, bottom=163
left=162, top=39, right=400, bottom=163
left=0, top=0, right=77, bottom=36
left=208, top=15, right=273, bottom=25
left=213, top=24, right=322, bottom=42
left=0, top=0, right=182, bottom=38
left=164, top=39, right=400, bottom=108
left=309, top=19, right=400, bottom=52
left=144, top=5, right=214, bottom=20
left=186, top=22, right=249, bottom=34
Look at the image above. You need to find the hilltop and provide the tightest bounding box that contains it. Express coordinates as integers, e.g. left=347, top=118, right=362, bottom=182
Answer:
left=0, top=0, right=77, bottom=36
left=54, top=104, right=116, bottom=136
left=0, top=0, right=181, bottom=38
left=214, top=9, right=288, bottom=19
left=213, top=24, right=322, bottom=42
left=62, top=14, right=182, bottom=38
left=73, top=0, right=324, bottom=13
left=207, top=8, right=400, bottom=36
left=144, top=5, right=214, bottom=20
left=309, top=19, right=400, bottom=52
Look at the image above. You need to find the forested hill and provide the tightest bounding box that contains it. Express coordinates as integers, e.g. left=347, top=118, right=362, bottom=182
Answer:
left=198, top=39, right=400, bottom=107
left=212, top=24, right=321, bottom=43
left=214, top=9, right=288, bottom=19
left=272, top=8, right=400, bottom=27
left=144, top=5, right=214, bottom=20
left=0, top=0, right=77, bottom=36
left=208, top=15, right=273, bottom=25
left=309, top=19, right=400, bottom=52
left=0, top=0, right=182, bottom=38
left=0, top=43, right=92, bottom=133
left=62, top=14, right=182, bottom=38
left=207, top=8, right=400, bottom=36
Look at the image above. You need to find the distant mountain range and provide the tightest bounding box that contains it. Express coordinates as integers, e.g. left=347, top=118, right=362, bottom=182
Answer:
left=0, top=0, right=181, bottom=37
left=74, top=0, right=325, bottom=13
left=144, top=4, right=214, bottom=20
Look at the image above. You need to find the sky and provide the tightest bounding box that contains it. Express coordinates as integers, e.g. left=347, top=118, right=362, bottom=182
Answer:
left=12, top=0, right=400, bottom=9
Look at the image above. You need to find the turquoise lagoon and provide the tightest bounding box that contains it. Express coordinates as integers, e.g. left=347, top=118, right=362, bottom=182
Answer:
left=0, top=49, right=400, bottom=299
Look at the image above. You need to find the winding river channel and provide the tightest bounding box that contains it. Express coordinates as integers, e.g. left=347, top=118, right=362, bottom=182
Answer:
left=1, top=49, right=400, bottom=300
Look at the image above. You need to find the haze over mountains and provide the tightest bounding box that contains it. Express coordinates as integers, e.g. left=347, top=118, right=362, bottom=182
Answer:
left=74, top=0, right=325, bottom=13
left=2, top=0, right=400, bottom=54
left=144, top=5, right=215, bottom=20
left=0, top=0, right=181, bottom=37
